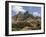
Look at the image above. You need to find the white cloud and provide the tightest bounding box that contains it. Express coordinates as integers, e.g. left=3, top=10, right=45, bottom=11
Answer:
left=12, top=6, right=26, bottom=14
left=33, top=12, right=40, bottom=16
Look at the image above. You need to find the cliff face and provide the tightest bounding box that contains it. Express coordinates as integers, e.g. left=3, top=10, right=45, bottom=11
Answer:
left=12, top=11, right=41, bottom=31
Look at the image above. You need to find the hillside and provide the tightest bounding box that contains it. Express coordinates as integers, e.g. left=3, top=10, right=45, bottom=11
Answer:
left=12, top=11, right=41, bottom=31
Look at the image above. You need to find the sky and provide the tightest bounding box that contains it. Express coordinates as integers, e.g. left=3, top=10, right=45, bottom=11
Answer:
left=11, top=5, right=41, bottom=17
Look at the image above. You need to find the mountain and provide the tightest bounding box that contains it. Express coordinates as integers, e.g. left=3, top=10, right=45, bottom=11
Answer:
left=12, top=11, right=41, bottom=31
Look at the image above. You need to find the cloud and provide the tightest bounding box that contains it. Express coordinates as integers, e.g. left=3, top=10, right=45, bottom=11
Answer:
left=12, top=6, right=26, bottom=14
left=33, top=12, right=40, bottom=16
